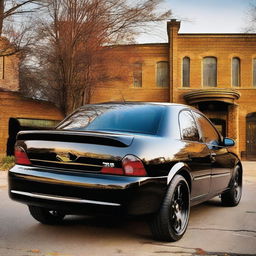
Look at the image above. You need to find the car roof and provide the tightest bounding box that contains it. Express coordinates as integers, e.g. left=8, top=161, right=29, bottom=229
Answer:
left=81, top=101, right=190, bottom=108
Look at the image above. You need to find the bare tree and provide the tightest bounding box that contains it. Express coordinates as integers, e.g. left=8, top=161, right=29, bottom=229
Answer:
left=0, top=0, right=43, bottom=34
left=245, top=2, right=256, bottom=33
left=31, top=0, right=171, bottom=115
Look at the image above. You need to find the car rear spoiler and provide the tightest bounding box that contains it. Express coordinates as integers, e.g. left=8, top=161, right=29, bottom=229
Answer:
left=17, top=130, right=134, bottom=147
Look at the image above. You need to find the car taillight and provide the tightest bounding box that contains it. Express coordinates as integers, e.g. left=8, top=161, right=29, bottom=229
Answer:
left=101, top=167, right=124, bottom=175
left=15, top=146, right=31, bottom=165
left=122, top=155, right=147, bottom=176
left=101, top=155, right=147, bottom=176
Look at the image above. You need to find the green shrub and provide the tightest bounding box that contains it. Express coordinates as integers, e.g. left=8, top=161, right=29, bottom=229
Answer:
left=0, top=156, right=15, bottom=171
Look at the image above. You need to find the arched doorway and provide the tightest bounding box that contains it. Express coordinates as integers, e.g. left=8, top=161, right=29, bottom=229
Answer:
left=183, top=89, right=240, bottom=155
left=246, top=113, right=256, bottom=159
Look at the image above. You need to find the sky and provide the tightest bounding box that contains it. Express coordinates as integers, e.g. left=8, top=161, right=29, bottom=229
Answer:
left=136, top=0, right=255, bottom=43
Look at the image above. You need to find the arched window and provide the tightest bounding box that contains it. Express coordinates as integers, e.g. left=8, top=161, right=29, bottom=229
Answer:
left=203, top=57, right=217, bottom=87
left=182, top=57, right=190, bottom=87
left=156, top=61, right=169, bottom=87
left=253, top=58, right=256, bottom=87
left=232, top=57, right=240, bottom=87
left=133, top=62, right=142, bottom=87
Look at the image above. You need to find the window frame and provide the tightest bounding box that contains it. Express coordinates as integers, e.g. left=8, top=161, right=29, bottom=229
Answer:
left=192, top=110, right=222, bottom=146
left=232, top=57, right=240, bottom=87
left=202, top=56, right=217, bottom=87
left=132, top=62, right=143, bottom=88
left=178, top=109, right=200, bottom=142
left=156, top=61, right=169, bottom=88
left=182, top=56, right=190, bottom=87
left=253, top=58, right=256, bottom=87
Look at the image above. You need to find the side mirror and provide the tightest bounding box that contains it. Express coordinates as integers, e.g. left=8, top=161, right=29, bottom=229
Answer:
left=223, top=137, right=235, bottom=147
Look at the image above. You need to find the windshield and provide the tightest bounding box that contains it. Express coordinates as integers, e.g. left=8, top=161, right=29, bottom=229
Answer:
left=57, top=104, right=166, bottom=135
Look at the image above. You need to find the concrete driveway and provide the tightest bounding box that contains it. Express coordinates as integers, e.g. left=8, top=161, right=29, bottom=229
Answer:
left=0, top=162, right=255, bottom=256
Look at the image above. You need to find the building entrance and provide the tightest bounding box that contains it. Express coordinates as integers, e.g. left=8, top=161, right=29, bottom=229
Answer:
left=183, top=89, right=240, bottom=156
left=197, top=101, right=228, bottom=138
left=209, top=118, right=226, bottom=137
left=246, top=113, right=256, bottom=159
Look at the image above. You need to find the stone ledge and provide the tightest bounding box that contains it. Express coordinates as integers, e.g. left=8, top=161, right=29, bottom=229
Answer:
left=183, top=89, right=241, bottom=105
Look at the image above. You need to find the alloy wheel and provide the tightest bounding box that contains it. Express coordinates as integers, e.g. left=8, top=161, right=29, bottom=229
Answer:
left=170, top=181, right=189, bottom=235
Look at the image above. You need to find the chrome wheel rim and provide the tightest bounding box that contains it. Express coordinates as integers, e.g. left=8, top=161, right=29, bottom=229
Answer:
left=170, top=181, right=189, bottom=235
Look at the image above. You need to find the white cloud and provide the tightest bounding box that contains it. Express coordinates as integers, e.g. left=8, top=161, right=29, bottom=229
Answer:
left=136, top=0, right=253, bottom=43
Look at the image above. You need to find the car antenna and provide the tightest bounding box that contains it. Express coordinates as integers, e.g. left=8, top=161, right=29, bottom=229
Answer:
left=119, top=90, right=126, bottom=104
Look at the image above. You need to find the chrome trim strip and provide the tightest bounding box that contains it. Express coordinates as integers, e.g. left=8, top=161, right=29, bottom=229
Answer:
left=30, top=159, right=102, bottom=168
left=11, top=190, right=121, bottom=207
left=194, top=175, right=211, bottom=181
left=211, top=173, right=230, bottom=178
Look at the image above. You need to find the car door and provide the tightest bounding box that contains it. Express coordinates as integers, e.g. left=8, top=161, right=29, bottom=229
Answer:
left=193, top=111, right=231, bottom=194
left=178, top=110, right=212, bottom=200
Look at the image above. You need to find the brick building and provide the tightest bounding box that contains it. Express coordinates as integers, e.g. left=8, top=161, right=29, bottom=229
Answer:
left=0, top=38, right=63, bottom=158
left=91, top=19, right=256, bottom=159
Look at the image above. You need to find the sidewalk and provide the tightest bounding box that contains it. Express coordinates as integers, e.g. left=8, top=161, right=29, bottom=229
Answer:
left=0, top=161, right=255, bottom=188
left=242, top=161, right=256, bottom=183
left=0, top=170, right=7, bottom=187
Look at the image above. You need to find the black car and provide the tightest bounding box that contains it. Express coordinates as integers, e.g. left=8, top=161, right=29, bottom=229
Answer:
left=9, top=103, right=242, bottom=241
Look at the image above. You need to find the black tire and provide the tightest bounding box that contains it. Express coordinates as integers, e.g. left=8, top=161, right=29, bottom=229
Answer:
left=28, top=205, right=65, bottom=225
left=149, top=174, right=190, bottom=242
left=221, top=165, right=242, bottom=207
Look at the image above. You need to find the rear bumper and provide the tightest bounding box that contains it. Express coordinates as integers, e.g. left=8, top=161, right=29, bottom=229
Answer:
left=9, top=165, right=167, bottom=216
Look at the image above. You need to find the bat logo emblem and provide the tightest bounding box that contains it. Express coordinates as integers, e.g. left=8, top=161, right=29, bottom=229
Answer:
left=56, top=152, right=78, bottom=162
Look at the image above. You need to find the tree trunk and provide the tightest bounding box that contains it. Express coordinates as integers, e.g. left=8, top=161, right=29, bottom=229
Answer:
left=0, top=0, right=4, bottom=35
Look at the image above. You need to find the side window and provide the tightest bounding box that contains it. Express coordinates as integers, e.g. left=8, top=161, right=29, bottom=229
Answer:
left=193, top=112, right=220, bottom=145
left=179, top=110, right=199, bottom=141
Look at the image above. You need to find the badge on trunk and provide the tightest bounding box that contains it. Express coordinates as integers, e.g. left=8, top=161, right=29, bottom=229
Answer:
left=56, top=152, right=78, bottom=162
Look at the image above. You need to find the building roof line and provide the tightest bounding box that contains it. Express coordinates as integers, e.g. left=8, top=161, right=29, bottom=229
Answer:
left=178, top=33, right=256, bottom=36
left=108, top=43, right=168, bottom=48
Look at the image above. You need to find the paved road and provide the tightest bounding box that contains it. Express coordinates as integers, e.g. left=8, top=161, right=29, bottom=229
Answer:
left=0, top=162, right=256, bottom=256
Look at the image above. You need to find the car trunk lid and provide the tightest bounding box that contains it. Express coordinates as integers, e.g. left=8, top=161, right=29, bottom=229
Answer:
left=16, top=130, right=134, bottom=173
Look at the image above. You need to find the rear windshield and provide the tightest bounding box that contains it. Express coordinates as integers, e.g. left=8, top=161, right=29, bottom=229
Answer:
left=57, top=104, right=166, bottom=135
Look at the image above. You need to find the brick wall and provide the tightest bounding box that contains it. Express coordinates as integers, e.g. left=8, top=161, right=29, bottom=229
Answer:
left=90, top=44, right=170, bottom=103
left=92, top=21, right=256, bottom=158
left=169, top=26, right=256, bottom=157
left=0, top=92, right=64, bottom=157
left=0, top=38, right=64, bottom=157
left=0, top=38, right=19, bottom=91
left=89, top=25, right=256, bottom=158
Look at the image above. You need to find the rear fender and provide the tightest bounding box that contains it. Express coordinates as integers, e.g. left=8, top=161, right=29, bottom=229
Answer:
left=167, top=162, right=192, bottom=190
